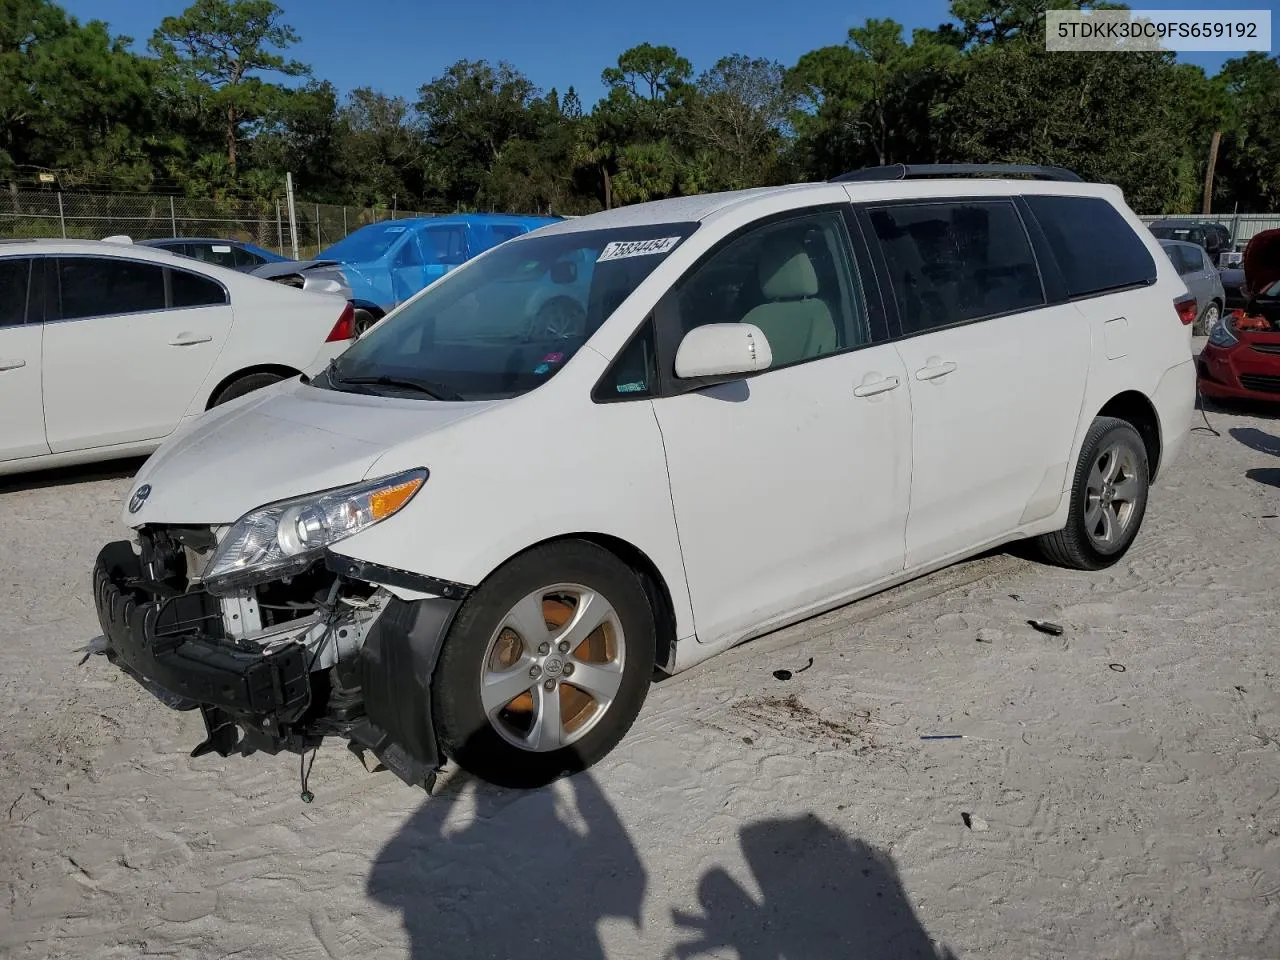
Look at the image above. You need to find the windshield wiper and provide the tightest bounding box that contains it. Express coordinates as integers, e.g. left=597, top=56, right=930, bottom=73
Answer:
left=335, top=374, right=463, bottom=401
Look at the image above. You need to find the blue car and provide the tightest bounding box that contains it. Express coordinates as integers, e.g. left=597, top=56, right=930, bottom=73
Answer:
left=318, top=214, right=561, bottom=315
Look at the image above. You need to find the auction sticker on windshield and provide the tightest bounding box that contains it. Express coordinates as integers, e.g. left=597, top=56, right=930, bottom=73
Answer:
left=597, top=237, right=682, bottom=262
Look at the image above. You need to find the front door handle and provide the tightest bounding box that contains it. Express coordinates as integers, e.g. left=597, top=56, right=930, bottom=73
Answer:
left=915, top=360, right=957, bottom=381
left=853, top=375, right=901, bottom=398
left=169, top=334, right=213, bottom=347
left=0, top=359, right=26, bottom=371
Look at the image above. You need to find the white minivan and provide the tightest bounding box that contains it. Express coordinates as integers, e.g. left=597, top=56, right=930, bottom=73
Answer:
left=92, top=165, right=1197, bottom=791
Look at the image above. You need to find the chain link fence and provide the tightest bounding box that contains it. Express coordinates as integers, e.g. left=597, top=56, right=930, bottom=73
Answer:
left=0, top=189, right=443, bottom=257
left=7, top=189, right=1280, bottom=260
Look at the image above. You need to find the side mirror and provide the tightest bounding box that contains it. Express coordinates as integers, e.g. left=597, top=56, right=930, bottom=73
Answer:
left=674, top=323, right=772, bottom=380
left=550, top=260, right=577, bottom=284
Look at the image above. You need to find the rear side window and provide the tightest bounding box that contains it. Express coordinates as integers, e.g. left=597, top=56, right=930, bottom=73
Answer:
left=867, top=200, right=1044, bottom=334
left=1025, top=195, right=1156, bottom=298
left=0, top=258, right=31, bottom=327
left=232, top=246, right=265, bottom=268
left=1164, top=245, right=1195, bottom=276
left=170, top=268, right=228, bottom=307
left=57, top=258, right=166, bottom=320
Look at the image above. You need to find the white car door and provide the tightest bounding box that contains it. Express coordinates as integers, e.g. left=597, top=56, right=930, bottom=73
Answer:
left=649, top=207, right=912, bottom=647
left=41, top=256, right=234, bottom=453
left=858, top=198, right=1091, bottom=568
left=0, top=257, right=49, bottom=462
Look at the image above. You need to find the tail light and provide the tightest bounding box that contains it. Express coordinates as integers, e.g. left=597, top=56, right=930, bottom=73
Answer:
left=1174, top=294, right=1197, bottom=326
left=326, top=302, right=355, bottom=342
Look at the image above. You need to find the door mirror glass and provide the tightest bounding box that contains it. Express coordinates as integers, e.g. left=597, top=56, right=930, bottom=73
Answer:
left=674, top=323, right=773, bottom=380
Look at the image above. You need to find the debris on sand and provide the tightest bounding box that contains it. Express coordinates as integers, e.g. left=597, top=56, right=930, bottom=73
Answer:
left=1028, top=619, right=1065, bottom=637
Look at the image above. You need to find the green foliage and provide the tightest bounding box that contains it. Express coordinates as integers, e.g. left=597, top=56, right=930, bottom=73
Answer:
left=148, top=0, right=307, bottom=174
left=3, top=0, right=1280, bottom=214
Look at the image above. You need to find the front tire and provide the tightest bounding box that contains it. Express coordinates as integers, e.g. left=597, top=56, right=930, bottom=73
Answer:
left=1034, top=416, right=1150, bottom=570
left=432, top=540, right=656, bottom=788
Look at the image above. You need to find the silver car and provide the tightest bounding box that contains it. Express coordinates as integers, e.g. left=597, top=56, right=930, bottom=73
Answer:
left=1160, top=239, right=1225, bottom=336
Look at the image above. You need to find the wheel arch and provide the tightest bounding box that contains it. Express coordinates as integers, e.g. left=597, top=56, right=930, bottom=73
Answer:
left=1096, top=390, right=1162, bottom=480
left=484, top=532, right=681, bottom=676
left=205, top=363, right=301, bottom=410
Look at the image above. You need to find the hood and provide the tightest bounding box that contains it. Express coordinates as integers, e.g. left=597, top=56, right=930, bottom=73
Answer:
left=125, top=380, right=504, bottom=527
left=1243, top=229, right=1280, bottom=296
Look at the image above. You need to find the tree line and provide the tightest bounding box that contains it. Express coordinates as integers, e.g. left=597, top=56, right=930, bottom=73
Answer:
left=4, top=0, right=1280, bottom=215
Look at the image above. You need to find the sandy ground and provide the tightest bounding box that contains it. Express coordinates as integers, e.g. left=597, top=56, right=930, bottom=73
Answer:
left=2, top=377, right=1279, bottom=959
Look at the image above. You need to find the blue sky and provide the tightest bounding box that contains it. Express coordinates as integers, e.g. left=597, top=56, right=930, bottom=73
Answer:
left=62, top=0, right=1275, bottom=106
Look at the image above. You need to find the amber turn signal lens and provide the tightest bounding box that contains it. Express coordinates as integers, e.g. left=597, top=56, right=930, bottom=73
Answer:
left=369, top=477, right=424, bottom=520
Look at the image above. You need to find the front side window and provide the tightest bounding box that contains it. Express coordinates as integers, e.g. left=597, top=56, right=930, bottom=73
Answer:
left=673, top=209, right=868, bottom=368
left=0, top=258, right=31, bottom=327
left=393, top=234, right=425, bottom=268
left=868, top=200, right=1044, bottom=334
left=324, top=221, right=697, bottom=401
left=422, top=227, right=467, bottom=265
left=594, top=320, right=658, bottom=400
left=57, top=258, right=166, bottom=320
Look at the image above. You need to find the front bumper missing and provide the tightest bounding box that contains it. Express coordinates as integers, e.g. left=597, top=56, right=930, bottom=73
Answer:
left=92, top=540, right=462, bottom=792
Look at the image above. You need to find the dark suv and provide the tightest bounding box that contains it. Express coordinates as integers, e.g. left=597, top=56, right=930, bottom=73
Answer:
left=1148, top=219, right=1232, bottom=263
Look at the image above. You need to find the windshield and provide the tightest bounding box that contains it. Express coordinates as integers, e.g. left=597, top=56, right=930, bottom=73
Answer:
left=320, top=222, right=419, bottom=262
left=321, top=221, right=697, bottom=401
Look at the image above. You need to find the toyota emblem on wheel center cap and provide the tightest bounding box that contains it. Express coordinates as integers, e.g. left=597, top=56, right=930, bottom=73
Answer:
left=128, top=484, right=152, bottom=514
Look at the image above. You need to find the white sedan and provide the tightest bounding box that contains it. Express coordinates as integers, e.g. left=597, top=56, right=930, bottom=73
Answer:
left=0, top=239, right=356, bottom=477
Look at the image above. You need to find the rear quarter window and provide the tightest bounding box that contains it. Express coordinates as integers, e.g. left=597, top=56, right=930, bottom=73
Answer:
left=1025, top=195, right=1156, bottom=298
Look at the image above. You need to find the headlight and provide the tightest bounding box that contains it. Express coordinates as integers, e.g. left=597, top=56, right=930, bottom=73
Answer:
left=201, top=468, right=426, bottom=593
left=1208, top=319, right=1237, bottom=347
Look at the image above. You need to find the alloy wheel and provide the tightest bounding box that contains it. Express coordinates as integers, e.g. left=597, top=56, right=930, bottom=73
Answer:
left=479, top=583, right=626, bottom=752
left=1084, top=443, right=1142, bottom=549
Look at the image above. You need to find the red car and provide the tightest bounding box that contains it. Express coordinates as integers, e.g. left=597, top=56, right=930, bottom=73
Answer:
left=1198, top=228, right=1280, bottom=401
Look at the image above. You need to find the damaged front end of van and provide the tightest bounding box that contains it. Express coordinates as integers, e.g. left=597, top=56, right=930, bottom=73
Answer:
left=91, top=467, right=468, bottom=794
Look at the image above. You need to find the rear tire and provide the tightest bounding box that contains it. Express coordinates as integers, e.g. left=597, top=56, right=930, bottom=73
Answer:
left=210, top=371, right=286, bottom=407
left=432, top=540, right=656, bottom=788
left=1194, top=301, right=1221, bottom=337
left=1034, top=416, right=1150, bottom=570
left=352, top=308, right=380, bottom=336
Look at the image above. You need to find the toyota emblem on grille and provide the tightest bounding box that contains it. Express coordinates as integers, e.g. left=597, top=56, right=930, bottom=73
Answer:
left=128, top=484, right=152, bottom=514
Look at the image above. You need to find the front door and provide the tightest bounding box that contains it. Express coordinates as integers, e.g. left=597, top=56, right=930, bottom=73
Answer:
left=652, top=207, right=912, bottom=647
left=860, top=198, right=1091, bottom=568
left=41, top=257, right=234, bottom=452
left=0, top=257, right=48, bottom=462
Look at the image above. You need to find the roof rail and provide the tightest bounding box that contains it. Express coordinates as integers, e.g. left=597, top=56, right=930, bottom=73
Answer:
left=830, top=163, right=1083, bottom=184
